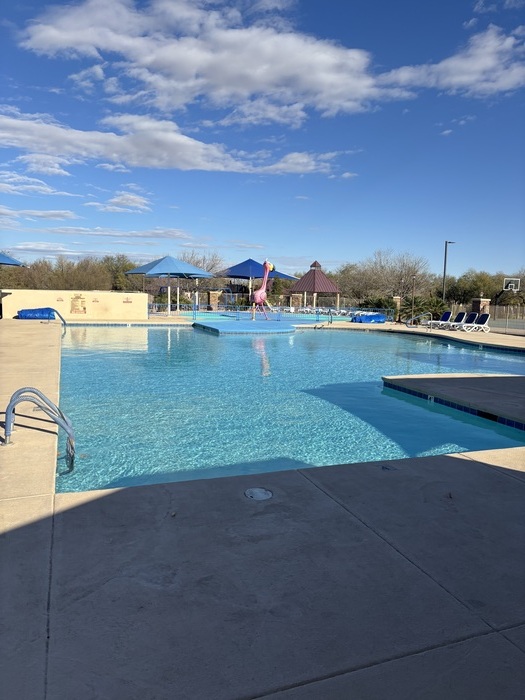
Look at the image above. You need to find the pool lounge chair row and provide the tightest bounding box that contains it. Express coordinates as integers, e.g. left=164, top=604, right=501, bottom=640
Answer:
left=426, top=311, right=490, bottom=332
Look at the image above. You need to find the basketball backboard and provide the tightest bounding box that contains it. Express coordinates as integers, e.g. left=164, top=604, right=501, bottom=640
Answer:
left=503, top=278, right=520, bottom=291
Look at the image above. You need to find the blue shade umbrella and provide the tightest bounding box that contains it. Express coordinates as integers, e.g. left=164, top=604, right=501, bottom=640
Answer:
left=126, top=255, right=212, bottom=314
left=0, top=252, right=25, bottom=266
left=218, top=258, right=297, bottom=295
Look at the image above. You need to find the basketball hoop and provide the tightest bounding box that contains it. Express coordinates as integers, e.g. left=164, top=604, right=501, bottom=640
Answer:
left=503, top=278, right=520, bottom=293
left=502, top=278, right=521, bottom=334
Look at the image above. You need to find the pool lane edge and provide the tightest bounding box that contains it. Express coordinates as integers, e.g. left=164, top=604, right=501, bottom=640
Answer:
left=383, top=373, right=525, bottom=432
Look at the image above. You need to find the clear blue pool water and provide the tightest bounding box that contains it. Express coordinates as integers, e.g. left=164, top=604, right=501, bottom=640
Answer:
left=56, top=326, right=525, bottom=492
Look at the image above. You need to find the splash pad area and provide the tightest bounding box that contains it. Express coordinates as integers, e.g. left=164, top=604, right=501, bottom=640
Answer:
left=193, top=313, right=298, bottom=335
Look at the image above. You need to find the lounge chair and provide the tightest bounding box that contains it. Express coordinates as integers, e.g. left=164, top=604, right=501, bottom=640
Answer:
left=425, top=311, right=452, bottom=329
left=461, top=312, right=490, bottom=333
left=440, top=311, right=466, bottom=330
left=449, top=311, right=478, bottom=330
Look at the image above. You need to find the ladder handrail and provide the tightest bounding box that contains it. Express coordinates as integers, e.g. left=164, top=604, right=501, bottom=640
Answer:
left=52, top=308, right=67, bottom=327
left=3, top=387, right=75, bottom=473
left=7, top=386, right=71, bottom=426
left=405, top=312, right=433, bottom=329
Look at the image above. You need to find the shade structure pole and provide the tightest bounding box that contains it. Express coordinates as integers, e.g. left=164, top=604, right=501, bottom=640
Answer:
left=167, top=274, right=171, bottom=316
left=176, top=286, right=180, bottom=312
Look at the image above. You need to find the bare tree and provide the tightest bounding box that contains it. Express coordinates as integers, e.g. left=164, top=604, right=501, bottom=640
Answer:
left=179, top=250, right=225, bottom=274
left=334, top=250, right=432, bottom=303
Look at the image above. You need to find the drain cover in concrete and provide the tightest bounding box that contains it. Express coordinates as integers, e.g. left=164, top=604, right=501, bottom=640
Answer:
left=244, top=487, right=273, bottom=501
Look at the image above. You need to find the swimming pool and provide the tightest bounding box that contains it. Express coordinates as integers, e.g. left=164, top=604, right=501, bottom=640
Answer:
left=56, top=327, right=525, bottom=492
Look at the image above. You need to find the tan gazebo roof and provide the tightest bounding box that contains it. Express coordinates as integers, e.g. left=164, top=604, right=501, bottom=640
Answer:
left=289, top=261, right=340, bottom=294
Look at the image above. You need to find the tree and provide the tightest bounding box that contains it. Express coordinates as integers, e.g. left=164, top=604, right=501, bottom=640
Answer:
left=333, top=250, right=433, bottom=304
left=399, top=296, right=447, bottom=322
left=447, top=269, right=501, bottom=304
left=101, top=255, right=138, bottom=291
left=73, top=257, right=112, bottom=290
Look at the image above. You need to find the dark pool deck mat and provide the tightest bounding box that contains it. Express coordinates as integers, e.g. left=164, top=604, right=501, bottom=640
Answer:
left=193, top=320, right=296, bottom=335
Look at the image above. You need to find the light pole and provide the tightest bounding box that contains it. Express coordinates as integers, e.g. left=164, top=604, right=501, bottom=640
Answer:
left=442, top=240, right=455, bottom=302
left=411, top=275, right=416, bottom=322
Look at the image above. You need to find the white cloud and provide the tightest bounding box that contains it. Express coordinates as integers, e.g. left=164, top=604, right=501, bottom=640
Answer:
left=440, top=129, right=453, bottom=136
left=85, top=190, right=151, bottom=213
left=14, top=154, right=79, bottom=176
left=0, top=204, right=78, bottom=220
left=11, top=241, right=81, bottom=256
left=3, top=0, right=522, bottom=186
left=0, top=107, right=340, bottom=174
left=474, top=0, right=498, bottom=12
left=0, top=170, right=77, bottom=195
left=380, top=25, right=525, bottom=97
left=68, top=63, right=106, bottom=93
left=474, top=0, right=525, bottom=11
left=47, top=225, right=191, bottom=240
left=258, top=152, right=333, bottom=174
left=17, top=0, right=524, bottom=133
left=96, top=162, right=131, bottom=172
left=17, top=0, right=404, bottom=123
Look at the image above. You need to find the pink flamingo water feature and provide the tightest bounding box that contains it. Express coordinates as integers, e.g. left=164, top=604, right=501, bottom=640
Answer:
left=252, top=259, right=274, bottom=319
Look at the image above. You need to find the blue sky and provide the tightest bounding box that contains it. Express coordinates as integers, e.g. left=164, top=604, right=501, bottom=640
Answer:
left=1, top=0, right=524, bottom=277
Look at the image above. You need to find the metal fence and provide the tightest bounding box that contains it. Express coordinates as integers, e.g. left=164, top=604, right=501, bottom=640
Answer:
left=148, top=304, right=396, bottom=322
left=148, top=303, right=523, bottom=334
left=487, top=304, right=524, bottom=335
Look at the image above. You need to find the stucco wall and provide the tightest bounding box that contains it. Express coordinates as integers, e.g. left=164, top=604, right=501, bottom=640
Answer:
left=0, top=289, right=149, bottom=321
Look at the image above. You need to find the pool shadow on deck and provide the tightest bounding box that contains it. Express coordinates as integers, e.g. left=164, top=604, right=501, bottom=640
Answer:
left=3, top=455, right=525, bottom=699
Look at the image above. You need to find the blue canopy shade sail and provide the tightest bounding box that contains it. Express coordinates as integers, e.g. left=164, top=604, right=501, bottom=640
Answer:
left=218, top=258, right=297, bottom=294
left=126, top=255, right=213, bottom=279
left=126, top=256, right=212, bottom=314
left=0, top=252, right=25, bottom=266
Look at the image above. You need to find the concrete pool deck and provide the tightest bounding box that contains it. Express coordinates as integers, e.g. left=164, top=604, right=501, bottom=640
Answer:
left=1, top=319, right=524, bottom=699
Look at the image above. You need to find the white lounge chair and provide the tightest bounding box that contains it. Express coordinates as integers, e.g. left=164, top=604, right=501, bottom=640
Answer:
left=426, top=311, right=452, bottom=329
left=441, top=311, right=466, bottom=329
left=461, top=313, right=490, bottom=333
left=449, top=311, right=478, bottom=330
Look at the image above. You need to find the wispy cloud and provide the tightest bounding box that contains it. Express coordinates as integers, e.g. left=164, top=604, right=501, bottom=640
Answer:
left=0, top=107, right=344, bottom=175
left=0, top=170, right=79, bottom=196
left=47, top=226, right=191, bottom=240
left=379, top=25, right=525, bottom=97
left=85, top=190, right=152, bottom=213
left=0, top=204, right=78, bottom=220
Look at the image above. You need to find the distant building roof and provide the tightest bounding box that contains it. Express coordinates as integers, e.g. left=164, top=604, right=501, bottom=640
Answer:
left=289, top=261, right=340, bottom=294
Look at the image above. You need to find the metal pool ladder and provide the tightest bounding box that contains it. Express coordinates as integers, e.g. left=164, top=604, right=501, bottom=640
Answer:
left=3, top=387, right=75, bottom=472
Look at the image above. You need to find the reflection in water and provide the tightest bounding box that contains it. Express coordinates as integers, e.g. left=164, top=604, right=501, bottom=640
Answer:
left=65, top=326, right=149, bottom=353
left=253, top=337, right=271, bottom=376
